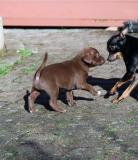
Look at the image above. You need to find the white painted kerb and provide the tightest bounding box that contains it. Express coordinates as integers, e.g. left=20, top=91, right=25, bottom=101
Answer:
left=0, top=17, right=4, bottom=50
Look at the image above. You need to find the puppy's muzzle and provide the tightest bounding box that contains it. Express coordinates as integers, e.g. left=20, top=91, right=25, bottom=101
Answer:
left=97, top=56, right=105, bottom=65
left=100, top=57, right=105, bottom=65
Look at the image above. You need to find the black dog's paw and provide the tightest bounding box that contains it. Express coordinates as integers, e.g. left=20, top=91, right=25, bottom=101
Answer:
left=104, top=93, right=110, bottom=99
left=104, top=91, right=116, bottom=98
left=104, top=92, right=114, bottom=99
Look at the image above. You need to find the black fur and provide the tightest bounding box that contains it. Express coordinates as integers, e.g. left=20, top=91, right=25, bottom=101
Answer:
left=105, top=31, right=138, bottom=102
left=107, top=34, right=138, bottom=74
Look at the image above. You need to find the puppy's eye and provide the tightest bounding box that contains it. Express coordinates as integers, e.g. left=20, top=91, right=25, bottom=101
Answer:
left=95, top=54, right=99, bottom=59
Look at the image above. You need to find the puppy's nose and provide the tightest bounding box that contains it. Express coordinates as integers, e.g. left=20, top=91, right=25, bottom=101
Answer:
left=101, top=57, right=105, bottom=64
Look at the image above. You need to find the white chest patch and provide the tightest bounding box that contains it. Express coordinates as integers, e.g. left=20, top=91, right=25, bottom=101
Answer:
left=36, top=76, right=39, bottom=81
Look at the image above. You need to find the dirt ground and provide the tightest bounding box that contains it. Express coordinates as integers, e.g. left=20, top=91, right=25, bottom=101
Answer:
left=0, top=29, right=138, bottom=160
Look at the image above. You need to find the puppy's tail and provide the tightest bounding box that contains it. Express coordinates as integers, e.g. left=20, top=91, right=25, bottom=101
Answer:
left=34, top=52, right=48, bottom=83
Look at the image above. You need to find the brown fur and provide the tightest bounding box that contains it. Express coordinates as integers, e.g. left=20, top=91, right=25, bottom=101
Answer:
left=29, top=47, right=105, bottom=113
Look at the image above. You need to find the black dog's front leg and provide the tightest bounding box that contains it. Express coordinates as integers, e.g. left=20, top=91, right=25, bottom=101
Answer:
left=112, top=74, right=138, bottom=103
left=104, top=72, right=134, bottom=98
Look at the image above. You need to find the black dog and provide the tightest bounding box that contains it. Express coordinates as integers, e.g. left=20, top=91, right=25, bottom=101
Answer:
left=106, top=26, right=138, bottom=103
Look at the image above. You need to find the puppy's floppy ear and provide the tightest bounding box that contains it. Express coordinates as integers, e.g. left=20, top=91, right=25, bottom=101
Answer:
left=82, top=52, right=92, bottom=64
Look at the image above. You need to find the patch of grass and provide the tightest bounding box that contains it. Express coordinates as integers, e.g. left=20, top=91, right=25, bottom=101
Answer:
left=128, top=108, right=138, bottom=115
left=0, top=64, right=13, bottom=77
left=0, top=49, right=6, bottom=57
left=22, top=64, right=36, bottom=74
left=105, top=127, right=118, bottom=135
left=4, top=148, right=19, bottom=160
left=14, top=60, right=22, bottom=65
left=0, top=48, right=32, bottom=77
left=0, top=48, right=33, bottom=76
left=49, top=132, right=72, bottom=146
left=103, top=126, right=119, bottom=141
left=134, top=129, right=138, bottom=137
left=128, top=148, right=138, bottom=157
left=16, top=48, right=32, bottom=58
left=126, top=108, right=138, bottom=126
left=126, top=119, right=135, bottom=125
left=110, top=104, right=118, bottom=109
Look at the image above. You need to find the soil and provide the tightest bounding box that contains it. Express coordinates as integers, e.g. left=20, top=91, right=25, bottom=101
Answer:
left=0, top=29, right=138, bottom=160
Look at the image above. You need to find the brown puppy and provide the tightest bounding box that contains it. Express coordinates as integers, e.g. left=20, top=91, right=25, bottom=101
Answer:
left=29, top=47, right=105, bottom=113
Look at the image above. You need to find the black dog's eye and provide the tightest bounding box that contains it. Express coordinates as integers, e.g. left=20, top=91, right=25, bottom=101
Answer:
left=110, top=46, right=115, bottom=50
left=110, top=46, right=113, bottom=50
left=118, top=39, right=124, bottom=47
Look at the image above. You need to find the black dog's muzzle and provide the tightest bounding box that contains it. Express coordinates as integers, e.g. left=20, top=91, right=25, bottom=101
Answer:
left=107, top=52, right=123, bottom=62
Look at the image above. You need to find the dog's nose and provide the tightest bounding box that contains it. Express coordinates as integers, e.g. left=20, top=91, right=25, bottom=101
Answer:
left=107, top=55, right=115, bottom=62
left=107, top=57, right=110, bottom=61
left=107, top=56, right=112, bottom=62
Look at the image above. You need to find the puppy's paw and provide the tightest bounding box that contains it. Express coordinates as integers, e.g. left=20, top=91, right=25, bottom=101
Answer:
left=63, top=109, right=66, bottom=113
left=57, top=108, right=66, bottom=113
left=97, top=91, right=101, bottom=96
left=59, top=109, right=66, bottom=113
left=29, top=109, right=35, bottom=113
left=97, top=90, right=106, bottom=97
left=68, top=100, right=76, bottom=107
left=28, top=106, right=35, bottom=113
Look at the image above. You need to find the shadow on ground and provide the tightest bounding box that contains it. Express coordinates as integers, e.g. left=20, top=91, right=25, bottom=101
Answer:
left=23, top=89, right=94, bottom=113
left=24, top=76, right=137, bottom=113
left=18, top=140, right=60, bottom=160
left=88, top=76, right=138, bottom=101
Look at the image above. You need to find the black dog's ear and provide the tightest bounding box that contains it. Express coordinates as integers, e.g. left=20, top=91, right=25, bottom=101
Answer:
left=118, top=25, right=129, bottom=38
left=121, top=27, right=128, bottom=35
